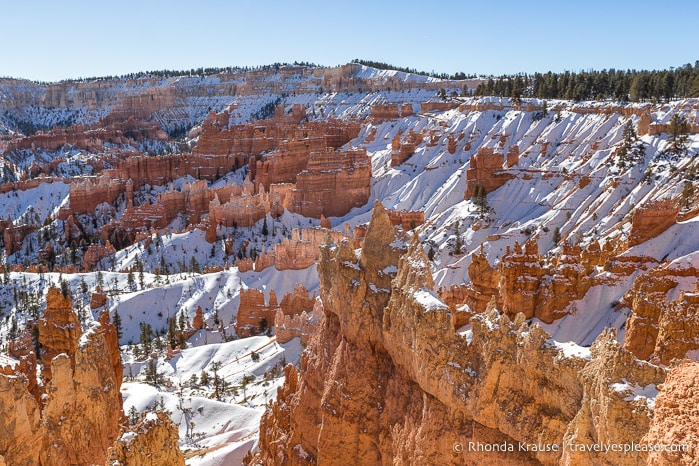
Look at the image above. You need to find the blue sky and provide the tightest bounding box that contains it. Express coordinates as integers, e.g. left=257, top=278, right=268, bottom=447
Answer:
left=3, top=0, right=698, bottom=82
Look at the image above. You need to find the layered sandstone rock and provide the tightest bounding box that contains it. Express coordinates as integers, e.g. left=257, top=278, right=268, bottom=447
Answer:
left=38, top=288, right=81, bottom=382
left=105, top=411, right=185, bottom=466
left=7, top=322, right=40, bottom=398
left=193, top=306, right=205, bottom=330
left=0, top=285, right=129, bottom=465
left=627, top=199, right=680, bottom=247
left=39, top=322, right=124, bottom=465
left=623, top=263, right=699, bottom=364
left=643, top=362, right=699, bottom=465
left=561, top=329, right=665, bottom=466
left=462, top=244, right=501, bottom=313
left=390, top=129, right=422, bottom=166
left=387, top=209, right=425, bottom=229
left=98, top=309, right=124, bottom=388
left=465, top=147, right=516, bottom=199
left=3, top=224, right=36, bottom=255
left=235, top=289, right=277, bottom=337
left=83, top=241, right=116, bottom=271
left=90, top=286, right=108, bottom=309
left=251, top=202, right=665, bottom=466
left=461, top=240, right=598, bottom=324
left=287, top=148, right=371, bottom=218
left=369, top=103, right=413, bottom=121
left=0, top=373, right=43, bottom=465
left=275, top=297, right=322, bottom=345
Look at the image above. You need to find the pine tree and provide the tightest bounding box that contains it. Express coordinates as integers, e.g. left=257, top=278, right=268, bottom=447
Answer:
left=667, top=114, right=690, bottom=155
left=167, top=317, right=177, bottom=349
left=682, top=181, right=695, bottom=208
left=553, top=227, right=562, bottom=244
left=261, top=217, right=269, bottom=237
left=113, top=309, right=123, bottom=340
left=617, top=120, right=643, bottom=167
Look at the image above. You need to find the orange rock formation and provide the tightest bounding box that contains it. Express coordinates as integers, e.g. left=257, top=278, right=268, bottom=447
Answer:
left=105, top=411, right=185, bottom=466
left=250, top=202, right=665, bottom=466
left=627, top=198, right=680, bottom=247
left=0, top=289, right=126, bottom=465
left=465, top=147, right=516, bottom=198
left=643, top=362, right=699, bottom=465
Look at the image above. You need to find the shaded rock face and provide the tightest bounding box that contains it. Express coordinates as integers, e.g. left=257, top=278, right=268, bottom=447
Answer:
left=643, top=362, right=699, bottom=465
left=463, top=240, right=596, bottom=324
left=0, top=287, right=129, bottom=465
left=105, top=411, right=185, bottom=466
left=251, top=202, right=666, bottom=466
left=623, top=264, right=699, bottom=364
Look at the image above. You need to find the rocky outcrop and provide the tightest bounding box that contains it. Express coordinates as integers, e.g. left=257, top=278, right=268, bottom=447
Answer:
left=90, top=286, right=108, bottom=309
left=287, top=148, right=371, bottom=218
left=38, top=288, right=81, bottom=383
left=83, top=241, right=116, bottom=271
left=387, top=209, right=425, bottom=229
left=465, top=147, right=516, bottom=198
left=105, top=411, right=185, bottom=466
left=238, top=284, right=316, bottom=340
left=459, top=240, right=603, bottom=324
left=561, top=329, right=665, bottom=466
left=251, top=202, right=666, bottom=466
left=0, top=373, right=43, bottom=465
left=627, top=199, right=680, bottom=247
left=235, top=289, right=277, bottom=337
left=98, top=309, right=123, bottom=388
left=623, top=263, right=699, bottom=364
left=59, top=176, right=126, bottom=219
left=462, top=244, right=501, bottom=313
left=193, top=305, right=205, bottom=330
left=390, top=129, right=422, bottom=166
left=3, top=224, right=36, bottom=255
left=643, top=362, right=699, bottom=465
left=39, top=321, right=124, bottom=465
left=369, top=103, right=413, bottom=121
left=7, top=322, right=40, bottom=399
left=0, top=286, right=126, bottom=465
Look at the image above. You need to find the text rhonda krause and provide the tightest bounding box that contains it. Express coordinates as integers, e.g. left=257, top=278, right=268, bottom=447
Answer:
left=461, top=441, right=690, bottom=454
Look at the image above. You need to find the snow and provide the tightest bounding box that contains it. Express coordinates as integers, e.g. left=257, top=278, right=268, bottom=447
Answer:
left=413, top=288, right=448, bottom=311
left=609, top=379, right=659, bottom=409
left=122, top=337, right=303, bottom=465
left=545, top=339, right=592, bottom=360
left=2, top=71, right=699, bottom=464
left=535, top=284, right=633, bottom=346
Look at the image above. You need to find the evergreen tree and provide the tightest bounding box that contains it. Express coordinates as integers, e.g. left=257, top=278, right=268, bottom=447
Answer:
left=617, top=120, right=644, bottom=167
left=261, top=217, right=269, bottom=237
left=167, top=317, right=177, bottom=349
left=553, top=227, right=562, bottom=244
left=682, top=181, right=695, bottom=208
left=666, top=114, right=690, bottom=155
left=472, top=185, right=491, bottom=218
left=113, top=309, right=123, bottom=340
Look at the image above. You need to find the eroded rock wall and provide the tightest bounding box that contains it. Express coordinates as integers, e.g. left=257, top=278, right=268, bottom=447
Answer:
left=251, top=202, right=666, bottom=466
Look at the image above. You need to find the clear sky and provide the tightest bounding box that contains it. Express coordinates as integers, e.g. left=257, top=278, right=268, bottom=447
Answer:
left=3, top=0, right=698, bottom=82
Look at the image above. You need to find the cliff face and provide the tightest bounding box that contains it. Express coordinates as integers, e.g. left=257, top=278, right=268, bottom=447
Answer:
left=0, top=287, right=138, bottom=466
left=105, top=411, right=185, bottom=466
left=643, top=362, right=699, bottom=465
left=623, top=261, right=699, bottom=364
left=251, top=202, right=666, bottom=466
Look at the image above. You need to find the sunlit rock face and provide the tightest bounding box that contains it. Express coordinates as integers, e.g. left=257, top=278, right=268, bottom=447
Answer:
left=250, top=203, right=666, bottom=466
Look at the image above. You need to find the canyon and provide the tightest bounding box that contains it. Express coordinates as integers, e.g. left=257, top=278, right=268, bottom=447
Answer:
left=0, top=63, right=697, bottom=465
